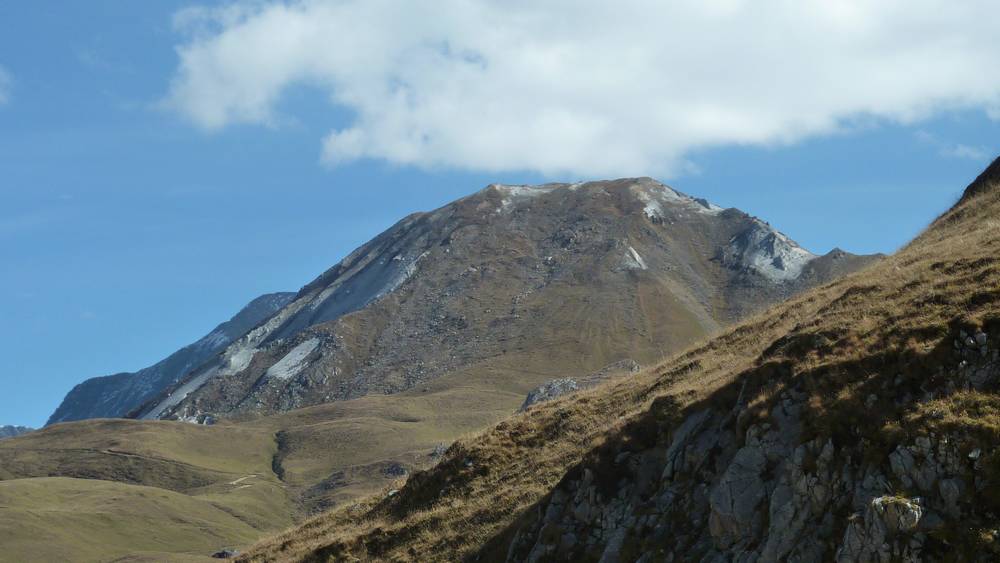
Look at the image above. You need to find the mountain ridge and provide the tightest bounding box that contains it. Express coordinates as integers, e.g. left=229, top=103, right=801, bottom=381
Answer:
left=48, top=292, right=296, bottom=425
left=0, top=426, right=32, bottom=440
left=135, top=177, right=879, bottom=423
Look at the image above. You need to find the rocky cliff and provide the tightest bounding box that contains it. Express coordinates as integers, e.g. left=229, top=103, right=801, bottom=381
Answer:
left=47, top=292, right=295, bottom=425
left=138, top=178, right=877, bottom=421
left=498, top=328, right=1000, bottom=562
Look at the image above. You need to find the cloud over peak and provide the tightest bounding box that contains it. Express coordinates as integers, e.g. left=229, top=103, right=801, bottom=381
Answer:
left=165, top=0, right=1000, bottom=177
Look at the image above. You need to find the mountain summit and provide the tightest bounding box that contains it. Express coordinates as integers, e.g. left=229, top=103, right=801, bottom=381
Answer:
left=135, top=178, right=877, bottom=422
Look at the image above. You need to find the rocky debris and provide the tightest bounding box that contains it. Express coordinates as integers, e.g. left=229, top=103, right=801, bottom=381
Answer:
left=950, top=329, right=998, bottom=391
left=497, top=330, right=1000, bottom=562
left=177, top=413, right=217, bottom=425
left=837, top=496, right=924, bottom=562
left=519, top=360, right=642, bottom=412
left=0, top=425, right=33, bottom=440
left=211, top=548, right=240, bottom=558
left=430, top=443, right=449, bottom=458
left=520, top=379, right=580, bottom=412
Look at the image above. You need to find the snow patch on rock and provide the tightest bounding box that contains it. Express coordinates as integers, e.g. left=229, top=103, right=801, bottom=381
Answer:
left=622, top=245, right=648, bottom=270
left=142, top=294, right=317, bottom=419
left=491, top=183, right=558, bottom=213
left=628, top=246, right=647, bottom=270
left=267, top=338, right=321, bottom=380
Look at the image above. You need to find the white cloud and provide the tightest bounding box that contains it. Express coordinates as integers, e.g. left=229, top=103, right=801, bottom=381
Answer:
left=165, top=0, right=1000, bottom=177
left=915, top=130, right=992, bottom=161
left=0, top=65, right=11, bottom=106
left=941, top=144, right=990, bottom=161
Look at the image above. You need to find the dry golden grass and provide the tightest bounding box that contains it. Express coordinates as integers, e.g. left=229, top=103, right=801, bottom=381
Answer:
left=237, top=159, right=1000, bottom=562
left=0, top=477, right=263, bottom=563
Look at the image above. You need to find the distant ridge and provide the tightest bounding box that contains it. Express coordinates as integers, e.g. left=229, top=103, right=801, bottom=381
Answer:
left=0, top=426, right=32, bottom=440
left=47, top=292, right=295, bottom=425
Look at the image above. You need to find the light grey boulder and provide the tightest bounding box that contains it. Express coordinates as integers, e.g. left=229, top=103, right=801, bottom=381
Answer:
left=519, top=378, right=580, bottom=411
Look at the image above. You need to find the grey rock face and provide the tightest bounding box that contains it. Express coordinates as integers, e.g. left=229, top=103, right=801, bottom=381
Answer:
left=497, top=328, right=999, bottom=563
left=520, top=379, right=580, bottom=411
left=520, top=360, right=641, bottom=411
left=836, top=496, right=924, bottom=562
left=47, top=292, right=295, bottom=425
left=708, top=438, right=767, bottom=548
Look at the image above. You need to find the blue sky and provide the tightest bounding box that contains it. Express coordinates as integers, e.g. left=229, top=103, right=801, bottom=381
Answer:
left=2, top=2, right=999, bottom=427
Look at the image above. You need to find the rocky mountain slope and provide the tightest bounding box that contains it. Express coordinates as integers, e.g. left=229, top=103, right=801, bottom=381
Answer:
left=238, top=159, right=1000, bottom=562
left=47, top=292, right=295, bottom=425
left=0, top=426, right=32, bottom=440
left=137, top=178, right=876, bottom=423
left=0, top=176, right=879, bottom=562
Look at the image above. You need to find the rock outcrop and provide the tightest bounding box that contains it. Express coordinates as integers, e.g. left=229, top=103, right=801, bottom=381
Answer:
left=497, top=329, right=1000, bottom=562
left=520, top=360, right=641, bottom=412
left=520, top=379, right=581, bottom=412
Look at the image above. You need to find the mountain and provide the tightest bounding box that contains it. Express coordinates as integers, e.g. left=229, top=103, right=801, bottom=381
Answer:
left=238, top=159, right=1000, bottom=562
left=137, top=178, right=877, bottom=423
left=47, top=292, right=295, bottom=425
left=0, top=176, right=880, bottom=562
left=0, top=426, right=32, bottom=440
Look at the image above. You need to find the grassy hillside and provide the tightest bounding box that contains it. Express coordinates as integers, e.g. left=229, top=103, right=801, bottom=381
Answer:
left=0, top=477, right=260, bottom=562
left=0, top=364, right=535, bottom=560
left=236, top=161, right=1000, bottom=561
left=0, top=419, right=277, bottom=486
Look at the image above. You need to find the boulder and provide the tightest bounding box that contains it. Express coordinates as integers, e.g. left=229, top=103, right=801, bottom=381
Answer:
left=519, top=379, right=580, bottom=411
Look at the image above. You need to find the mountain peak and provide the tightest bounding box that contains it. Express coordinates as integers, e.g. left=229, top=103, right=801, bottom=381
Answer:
left=129, top=178, right=876, bottom=422
left=478, top=177, right=727, bottom=220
